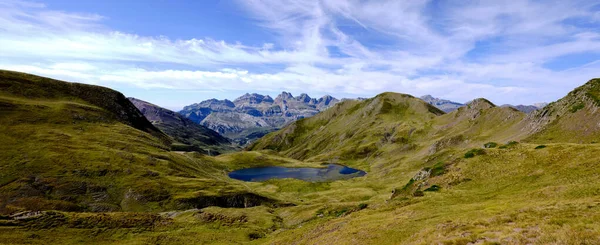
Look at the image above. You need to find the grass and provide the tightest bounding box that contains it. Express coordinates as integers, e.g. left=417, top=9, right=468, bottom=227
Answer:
left=570, top=103, right=585, bottom=113
left=499, top=141, right=519, bottom=149
left=3, top=71, right=600, bottom=244
left=464, top=148, right=485, bottom=158
left=425, top=162, right=446, bottom=177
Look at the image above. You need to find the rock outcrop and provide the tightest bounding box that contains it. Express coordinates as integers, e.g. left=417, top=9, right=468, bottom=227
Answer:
left=180, top=92, right=339, bottom=144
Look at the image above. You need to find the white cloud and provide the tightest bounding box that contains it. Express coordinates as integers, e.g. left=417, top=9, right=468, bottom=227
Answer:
left=0, top=0, right=599, bottom=106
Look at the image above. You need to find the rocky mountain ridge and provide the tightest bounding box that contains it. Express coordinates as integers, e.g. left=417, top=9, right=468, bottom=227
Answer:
left=421, top=94, right=546, bottom=114
left=128, top=98, right=236, bottom=154
left=180, top=92, right=339, bottom=144
left=420, top=95, right=465, bottom=112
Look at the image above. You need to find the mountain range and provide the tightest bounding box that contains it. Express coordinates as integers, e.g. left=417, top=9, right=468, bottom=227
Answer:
left=3, top=70, right=600, bottom=244
left=179, top=92, right=339, bottom=144
left=128, top=97, right=236, bottom=155
left=420, top=94, right=547, bottom=113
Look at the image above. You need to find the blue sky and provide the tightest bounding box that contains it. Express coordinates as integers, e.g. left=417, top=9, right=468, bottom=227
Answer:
left=1, top=0, right=600, bottom=110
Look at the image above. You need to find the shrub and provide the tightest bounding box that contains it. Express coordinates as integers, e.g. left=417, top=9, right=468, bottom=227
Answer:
left=424, top=185, right=441, bottom=192
left=401, top=178, right=415, bottom=191
left=570, top=103, right=585, bottom=113
left=248, top=232, right=265, bottom=240
left=413, top=190, right=424, bottom=197
left=535, top=145, right=547, bottom=149
left=483, top=142, right=498, bottom=148
left=499, top=141, right=519, bottom=149
left=464, top=148, right=485, bottom=158
left=429, top=162, right=446, bottom=177
left=358, top=203, right=368, bottom=210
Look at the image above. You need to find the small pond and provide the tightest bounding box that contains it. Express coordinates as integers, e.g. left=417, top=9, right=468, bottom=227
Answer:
left=228, top=164, right=366, bottom=182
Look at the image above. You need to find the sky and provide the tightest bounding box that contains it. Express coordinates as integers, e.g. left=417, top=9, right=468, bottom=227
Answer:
left=1, top=0, right=600, bottom=110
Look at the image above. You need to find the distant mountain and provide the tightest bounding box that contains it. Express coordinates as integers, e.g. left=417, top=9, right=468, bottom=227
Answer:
left=180, top=92, right=339, bottom=144
left=500, top=103, right=547, bottom=113
left=128, top=98, right=236, bottom=154
left=250, top=93, right=445, bottom=160
left=421, top=94, right=546, bottom=114
left=420, top=95, right=464, bottom=112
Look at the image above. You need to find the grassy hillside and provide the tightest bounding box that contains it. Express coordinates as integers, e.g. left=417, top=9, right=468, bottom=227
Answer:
left=245, top=82, right=600, bottom=244
left=0, top=70, right=287, bottom=215
left=250, top=93, right=444, bottom=161
left=2, top=71, right=600, bottom=244
left=524, top=78, right=600, bottom=143
left=266, top=143, right=600, bottom=244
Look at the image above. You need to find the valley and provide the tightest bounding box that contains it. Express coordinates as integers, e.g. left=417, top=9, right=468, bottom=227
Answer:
left=1, top=70, right=600, bottom=244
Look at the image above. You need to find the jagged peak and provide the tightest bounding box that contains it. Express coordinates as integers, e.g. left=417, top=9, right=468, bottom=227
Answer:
left=296, top=93, right=311, bottom=102
left=275, top=91, right=294, bottom=101
left=420, top=94, right=435, bottom=100
left=279, top=91, right=293, bottom=98
left=233, top=93, right=274, bottom=105
left=318, top=95, right=337, bottom=104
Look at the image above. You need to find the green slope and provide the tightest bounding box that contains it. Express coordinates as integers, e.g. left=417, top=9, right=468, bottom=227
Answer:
left=2, top=71, right=600, bottom=244
left=250, top=93, right=444, bottom=161
left=245, top=84, right=600, bottom=244
left=524, top=78, right=600, bottom=143
left=0, top=71, right=284, bottom=215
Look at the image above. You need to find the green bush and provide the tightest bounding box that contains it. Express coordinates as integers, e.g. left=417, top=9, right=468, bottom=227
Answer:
left=464, top=148, right=485, bottom=158
left=499, top=141, right=519, bottom=149
left=423, top=185, right=441, bottom=192
left=429, top=162, right=446, bottom=177
left=569, top=103, right=585, bottom=113
left=535, top=145, right=547, bottom=149
left=358, top=203, right=368, bottom=210
left=483, top=142, right=498, bottom=148
left=401, top=178, right=415, bottom=191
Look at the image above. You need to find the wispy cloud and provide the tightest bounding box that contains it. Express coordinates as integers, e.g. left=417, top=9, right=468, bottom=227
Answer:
left=0, top=0, right=599, bottom=106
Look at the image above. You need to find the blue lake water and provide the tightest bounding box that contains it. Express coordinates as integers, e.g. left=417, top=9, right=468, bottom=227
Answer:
left=228, top=164, right=366, bottom=182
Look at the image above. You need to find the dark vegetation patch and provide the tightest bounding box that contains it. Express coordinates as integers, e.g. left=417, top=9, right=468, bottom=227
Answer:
left=464, top=148, right=485, bottom=158
left=483, top=142, right=498, bottom=148
left=248, top=231, right=266, bottom=240
left=428, top=162, right=446, bottom=177
left=570, top=103, right=585, bottom=113
left=401, top=178, right=416, bottom=192
left=423, top=185, right=441, bottom=192
left=535, top=145, right=547, bottom=149
left=499, top=141, right=519, bottom=149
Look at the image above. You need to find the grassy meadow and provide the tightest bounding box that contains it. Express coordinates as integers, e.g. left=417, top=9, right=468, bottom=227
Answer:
left=1, top=71, right=600, bottom=244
